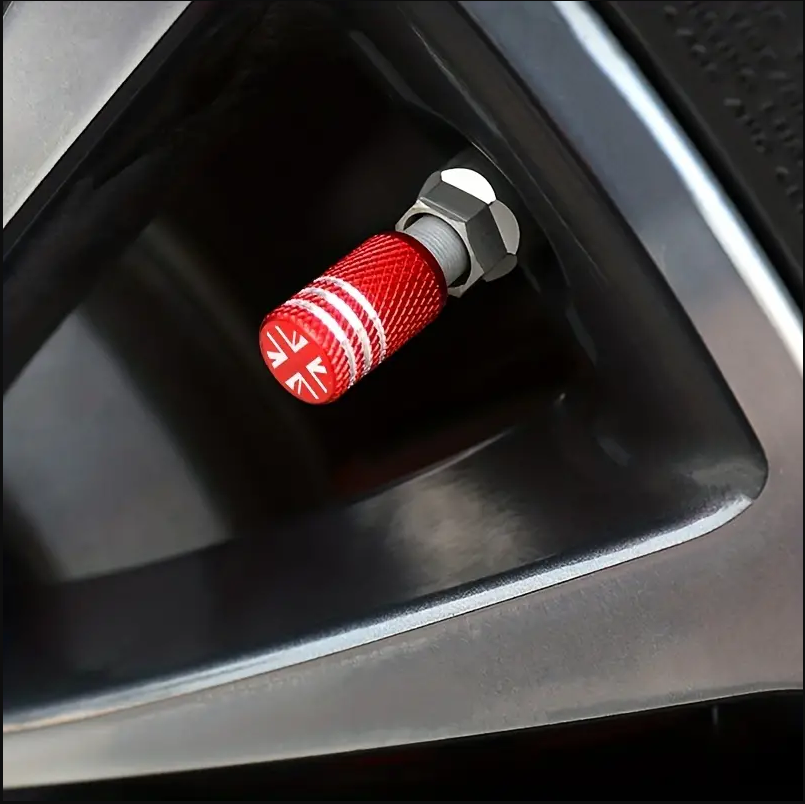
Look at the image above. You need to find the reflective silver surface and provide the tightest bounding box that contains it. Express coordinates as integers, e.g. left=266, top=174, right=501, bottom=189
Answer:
left=3, top=0, right=189, bottom=227
left=397, top=166, right=520, bottom=295
left=3, top=0, right=802, bottom=788
left=403, top=214, right=469, bottom=286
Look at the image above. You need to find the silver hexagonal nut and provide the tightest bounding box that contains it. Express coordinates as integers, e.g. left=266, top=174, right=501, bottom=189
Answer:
left=396, top=167, right=520, bottom=297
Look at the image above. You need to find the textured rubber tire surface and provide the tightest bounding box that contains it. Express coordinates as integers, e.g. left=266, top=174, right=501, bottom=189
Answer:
left=597, top=1, right=803, bottom=300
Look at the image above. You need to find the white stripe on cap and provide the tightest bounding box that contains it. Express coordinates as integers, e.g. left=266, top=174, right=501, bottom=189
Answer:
left=299, top=286, right=373, bottom=377
left=283, top=298, right=357, bottom=387
left=316, top=276, right=387, bottom=364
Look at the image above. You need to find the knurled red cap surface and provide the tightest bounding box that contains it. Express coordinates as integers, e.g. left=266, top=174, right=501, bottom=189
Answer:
left=260, top=232, right=447, bottom=404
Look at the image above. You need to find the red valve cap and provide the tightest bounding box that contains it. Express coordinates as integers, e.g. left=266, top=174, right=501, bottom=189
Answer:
left=260, top=232, right=447, bottom=404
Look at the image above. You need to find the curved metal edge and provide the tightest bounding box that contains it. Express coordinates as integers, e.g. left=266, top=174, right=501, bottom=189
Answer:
left=3, top=0, right=802, bottom=787
left=555, top=1, right=803, bottom=376
left=3, top=0, right=190, bottom=229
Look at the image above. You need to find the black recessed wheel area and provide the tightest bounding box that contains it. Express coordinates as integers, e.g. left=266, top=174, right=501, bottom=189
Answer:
left=3, top=0, right=801, bottom=790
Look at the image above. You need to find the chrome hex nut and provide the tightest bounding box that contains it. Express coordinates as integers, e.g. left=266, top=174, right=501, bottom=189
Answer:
left=396, top=167, right=520, bottom=297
